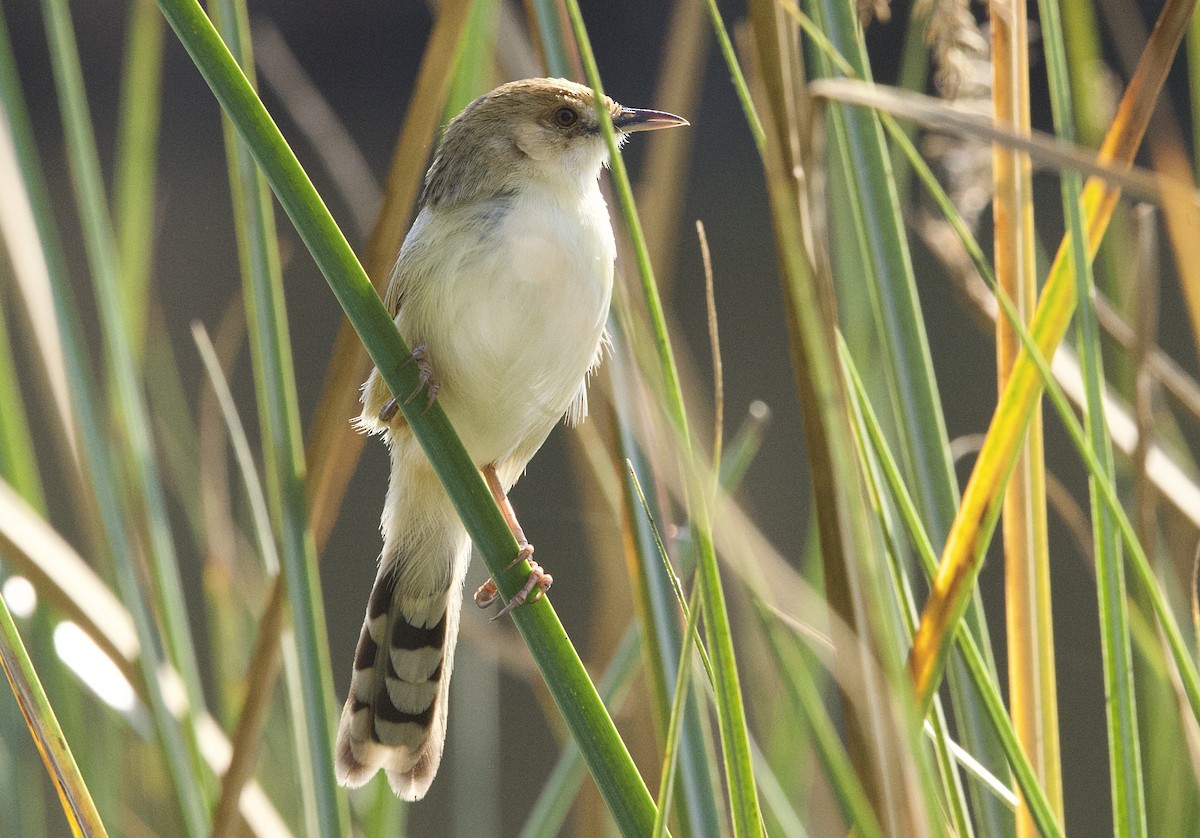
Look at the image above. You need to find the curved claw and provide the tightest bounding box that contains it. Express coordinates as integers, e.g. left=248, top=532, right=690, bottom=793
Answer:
left=505, top=543, right=534, bottom=571
left=380, top=344, right=439, bottom=421
left=474, top=579, right=500, bottom=609
left=379, top=395, right=400, bottom=423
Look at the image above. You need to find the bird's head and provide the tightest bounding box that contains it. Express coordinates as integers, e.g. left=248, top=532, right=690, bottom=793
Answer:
left=422, top=77, right=687, bottom=206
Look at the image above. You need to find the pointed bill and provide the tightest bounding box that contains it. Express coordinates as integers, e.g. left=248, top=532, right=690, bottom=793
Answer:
left=612, top=107, right=689, bottom=132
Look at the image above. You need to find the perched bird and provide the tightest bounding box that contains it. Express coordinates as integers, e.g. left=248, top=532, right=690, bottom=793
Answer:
left=335, top=77, right=686, bottom=800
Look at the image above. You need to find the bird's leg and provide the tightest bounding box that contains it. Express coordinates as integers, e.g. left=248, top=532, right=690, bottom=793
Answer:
left=483, top=465, right=533, bottom=559
left=379, top=344, right=440, bottom=421
left=474, top=464, right=553, bottom=620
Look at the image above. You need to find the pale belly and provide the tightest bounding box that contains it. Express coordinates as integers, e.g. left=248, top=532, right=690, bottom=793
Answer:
left=402, top=188, right=614, bottom=476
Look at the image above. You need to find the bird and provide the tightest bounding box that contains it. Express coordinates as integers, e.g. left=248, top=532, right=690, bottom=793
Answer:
left=334, top=77, right=687, bottom=801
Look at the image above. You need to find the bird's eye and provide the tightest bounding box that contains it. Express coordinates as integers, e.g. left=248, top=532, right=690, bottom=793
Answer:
left=553, top=106, right=579, bottom=128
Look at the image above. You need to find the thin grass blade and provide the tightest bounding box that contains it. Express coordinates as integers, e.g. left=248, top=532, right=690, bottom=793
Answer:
left=250, top=21, right=380, bottom=239
left=636, top=0, right=709, bottom=295
left=742, top=3, right=939, bottom=831
left=207, top=0, right=349, bottom=832
left=842, top=348, right=973, bottom=838
left=753, top=597, right=884, bottom=838
left=113, top=0, right=163, bottom=356
left=1039, top=0, right=1144, bottom=832
left=840, top=336, right=1063, bottom=838
left=191, top=321, right=292, bottom=836
left=651, top=581, right=704, bottom=838
left=611, top=329, right=722, bottom=838
left=0, top=275, right=55, bottom=836
left=527, top=0, right=577, bottom=79
left=40, top=0, right=214, bottom=817
left=989, top=1, right=1063, bottom=831
left=0, top=291, right=44, bottom=510
left=562, top=3, right=762, bottom=832
left=0, top=582, right=107, bottom=837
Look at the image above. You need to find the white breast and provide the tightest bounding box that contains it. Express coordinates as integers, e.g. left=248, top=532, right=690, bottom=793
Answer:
left=396, top=182, right=614, bottom=475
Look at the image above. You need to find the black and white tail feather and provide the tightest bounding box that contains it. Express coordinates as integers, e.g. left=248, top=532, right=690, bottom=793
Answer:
left=334, top=434, right=471, bottom=801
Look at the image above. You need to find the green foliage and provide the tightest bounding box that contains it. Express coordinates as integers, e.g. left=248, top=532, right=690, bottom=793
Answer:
left=1, top=0, right=1199, bottom=835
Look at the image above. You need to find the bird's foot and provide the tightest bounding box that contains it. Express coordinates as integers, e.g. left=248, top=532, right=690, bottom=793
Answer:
left=490, top=561, right=552, bottom=621
left=379, top=344, right=439, bottom=421
left=474, top=544, right=551, bottom=619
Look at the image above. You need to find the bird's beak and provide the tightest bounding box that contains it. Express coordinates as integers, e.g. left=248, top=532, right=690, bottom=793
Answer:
left=612, top=107, right=689, bottom=133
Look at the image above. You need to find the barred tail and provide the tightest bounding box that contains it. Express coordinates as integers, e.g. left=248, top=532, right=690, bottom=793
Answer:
left=335, top=434, right=470, bottom=800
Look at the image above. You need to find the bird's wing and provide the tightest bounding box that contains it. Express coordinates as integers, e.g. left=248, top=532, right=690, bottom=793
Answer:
left=382, top=207, right=440, bottom=319
left=359, top=214, right=440, bottom=434
left=383, top=251, right=407, bottom=317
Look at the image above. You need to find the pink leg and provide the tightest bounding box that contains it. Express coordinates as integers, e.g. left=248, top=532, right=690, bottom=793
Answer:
left=473, top=464, right=552, bottom=619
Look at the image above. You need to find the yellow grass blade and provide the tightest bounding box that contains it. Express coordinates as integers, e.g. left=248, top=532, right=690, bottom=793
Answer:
left=908, top=0, right=1197, bottom=708
left=990, top=0, right=1063, bottom=831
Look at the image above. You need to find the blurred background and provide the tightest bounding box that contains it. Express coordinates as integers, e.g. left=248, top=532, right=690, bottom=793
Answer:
left=3, top=0, right=1200, bottom=835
